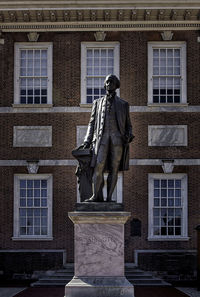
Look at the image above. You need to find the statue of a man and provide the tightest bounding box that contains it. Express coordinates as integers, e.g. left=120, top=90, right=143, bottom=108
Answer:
left=83, top=74, right=134, bottom=202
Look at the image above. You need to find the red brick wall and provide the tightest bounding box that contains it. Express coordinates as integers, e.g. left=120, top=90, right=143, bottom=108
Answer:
left=0, top=112, right=199, bottom=160
left=0, top=164, right=199, bottom=263
left=0, top=30, right=199, bottom=268
left=124, top=165, right=199, bottom=262
left=0, top=30, right=200, bottom=106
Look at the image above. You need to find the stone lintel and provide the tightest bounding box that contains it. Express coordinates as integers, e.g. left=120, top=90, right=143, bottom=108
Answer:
left=68, top=211, right=131, bottom=224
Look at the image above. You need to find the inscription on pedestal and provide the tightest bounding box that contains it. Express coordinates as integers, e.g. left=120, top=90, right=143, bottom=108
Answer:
left=75, top=223, right=124, bottom=277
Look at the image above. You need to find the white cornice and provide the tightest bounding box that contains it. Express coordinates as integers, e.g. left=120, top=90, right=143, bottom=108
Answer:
left=1, top=1, right=200, bottom=9
left=0, top=7, right=199, bottom=31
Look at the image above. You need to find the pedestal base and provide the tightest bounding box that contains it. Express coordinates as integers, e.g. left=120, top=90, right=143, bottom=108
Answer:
left=66, top=211, right=134, bottom=297
left=65, top=276, right=134, bottom=297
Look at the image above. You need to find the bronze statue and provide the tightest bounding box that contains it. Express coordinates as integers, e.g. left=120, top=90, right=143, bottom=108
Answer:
left=82, top=74, right=134, bottom=202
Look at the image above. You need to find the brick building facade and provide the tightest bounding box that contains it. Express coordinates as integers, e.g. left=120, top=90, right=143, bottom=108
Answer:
left=0, top=0, right=199, bottom=281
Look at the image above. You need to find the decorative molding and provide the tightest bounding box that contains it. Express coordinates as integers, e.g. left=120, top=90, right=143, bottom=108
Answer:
left=0, top=30, right=4, bottom=45
left=1, top=22, right=200, bottom=32
left=2, top=104, right=200, bottom=113
left=161, top=30, right=174, bottom=40
left=90, top=10, right=97, bottom=21
left=50, top=11, right=57, bottom=22
left=161, top=159, right=174, bottom=173
left=184, top=10, right=191, bottom=20
left=148, top=125, right=188, bottom=147
left=118, top=10, right=124, bottom=21
left=27, top=32, right=39, bottom=42
left=131, top=9, right=137, bottom=21
left=13, top=126, right=52, bottom=147
left=94, top=31, right=106, bottom=41
left=26, top=160, right=39, bottom=174
left=77, top=10, right=83, bottom=21
left=0, top=8, right=199, bottom=25
left=0, top=13, right=4, bottom=22
left=1, top=159, right=200, bottom=167
left=63, top=11, right=70, bottom=21
left=145, top=10, right=151, bottom=21
left=9, top=11, right=17, bottom=22
left=23, top=11, right=30, bottom=22
left=158, top=10, right=165, bottom=20
left=171, top=9, right=178, bottom=20
left=36, top=11, right=44, bottom=22
left=104, top=10, right=111, bottom=21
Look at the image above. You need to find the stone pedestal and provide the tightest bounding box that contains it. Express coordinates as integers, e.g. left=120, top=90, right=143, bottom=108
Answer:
left=65, top=211, right=134, bottom=297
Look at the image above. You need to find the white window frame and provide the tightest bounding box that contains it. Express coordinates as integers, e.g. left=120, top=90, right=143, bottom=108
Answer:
left=148, top=42, right=187, bottom=105
left=148, top=173, right=188, bottom=241
left=14, top=42, right=53, bottom=105
left=13, top=174, right=53, bottom=240
left=81, top=42, right=120, bottom=105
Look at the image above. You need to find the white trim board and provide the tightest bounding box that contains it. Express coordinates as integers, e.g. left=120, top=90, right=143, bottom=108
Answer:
left=1, top=159, right=200, bottom=166
left=2, top=105, right=200, bottom=113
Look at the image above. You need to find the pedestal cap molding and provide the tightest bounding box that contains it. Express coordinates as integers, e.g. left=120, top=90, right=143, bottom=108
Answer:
left=68, top=211, right=131, bottom=224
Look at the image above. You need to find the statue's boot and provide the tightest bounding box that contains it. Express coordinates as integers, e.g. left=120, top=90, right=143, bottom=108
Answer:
left=106, top=172, right=118, bottom=202
left=84, top=176, right=104, bottom=202
left=84, top=195, right=99, bottom=202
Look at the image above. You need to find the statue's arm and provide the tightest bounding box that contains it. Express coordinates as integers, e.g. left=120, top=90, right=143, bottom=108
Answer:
left=125, top=103, right=134, bottom=143
left=83, top=100, right=97, bottom=147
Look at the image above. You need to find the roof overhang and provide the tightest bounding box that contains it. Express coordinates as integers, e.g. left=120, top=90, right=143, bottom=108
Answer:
left=0, top=1, right=200, bottom=32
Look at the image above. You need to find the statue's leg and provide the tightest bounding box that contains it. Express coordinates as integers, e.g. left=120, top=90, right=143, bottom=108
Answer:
left=92, top=143, right=108, bottom=201
left=107, top=143, right=123, bottom=202
left=85, top=141, right=108, bottom=202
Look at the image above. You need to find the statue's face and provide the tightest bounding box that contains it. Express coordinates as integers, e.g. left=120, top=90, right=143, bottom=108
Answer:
left=105, top=77, right=116, bottom=93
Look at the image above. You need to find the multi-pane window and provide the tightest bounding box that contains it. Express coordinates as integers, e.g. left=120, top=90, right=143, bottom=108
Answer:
left=14, top=43, right=52, bottom=105
left=81, top=42, right=120, bottom=104
left=13, top=174, right=52, bottom=239
left=148, top=42, right=186, bottom=104
left=148, top=174, right=188, bottom=240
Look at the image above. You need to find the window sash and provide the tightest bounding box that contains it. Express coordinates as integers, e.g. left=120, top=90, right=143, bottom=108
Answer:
left=13, top=174, right=52, bottom=239
left=81, top=42, right=120, bottom=104
left=14, top=43, right=52, bottom=105
left=148, top=42, right=187, bottom=104
left=148, top=174, right=188, bottom=240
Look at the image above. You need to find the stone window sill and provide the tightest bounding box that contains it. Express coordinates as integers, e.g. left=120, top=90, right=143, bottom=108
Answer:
left=148, top=236, right=190, bottom=241
left=12, top=237, right=53, bottom=241
left=148, top=103, right=188, bottom=107
left=12, top=104, right=53, bottom=108
left=79, top=103, right=92, bottom=108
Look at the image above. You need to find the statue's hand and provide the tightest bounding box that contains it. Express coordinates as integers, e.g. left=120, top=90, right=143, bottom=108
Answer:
left=82, top=141, right=90, bottom=149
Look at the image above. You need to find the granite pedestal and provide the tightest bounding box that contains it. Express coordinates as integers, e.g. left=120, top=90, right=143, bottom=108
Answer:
left=65, top=211, right=134, bottom=297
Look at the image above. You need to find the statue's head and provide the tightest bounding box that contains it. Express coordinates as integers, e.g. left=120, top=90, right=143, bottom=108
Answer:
left=104, top=74, right=120, bottom=91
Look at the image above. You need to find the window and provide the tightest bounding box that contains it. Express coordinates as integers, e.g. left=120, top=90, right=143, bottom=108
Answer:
left=81, top=42, right=120, bottom=104
left=14, top=43, right=53, bottom=105
left=148, top=174, right=188, bottom=240
left=148, top=42, right=186, bottom=105
left=13, top=174, right=53, bottom=240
